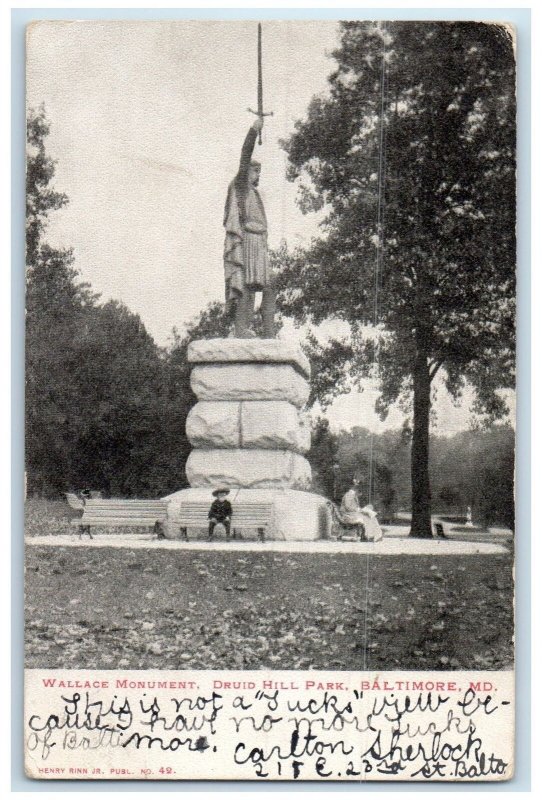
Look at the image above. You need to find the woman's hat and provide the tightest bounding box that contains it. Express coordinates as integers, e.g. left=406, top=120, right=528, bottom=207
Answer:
left=212, top=488, right=230, bottom=497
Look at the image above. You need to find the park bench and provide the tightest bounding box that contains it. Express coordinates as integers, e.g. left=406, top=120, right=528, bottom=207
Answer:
left=176, top=502, right=273, bottom=542
left=327, top=501, right=366, bottom=541
left=71, top=498, right=169, bottom=540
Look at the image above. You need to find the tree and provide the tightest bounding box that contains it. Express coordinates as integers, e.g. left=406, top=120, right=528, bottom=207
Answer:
left=27, top=105, right=69, bottom=267
left=307, top=417, right=339, bottom=499
left=64, top=300, right=173, bottom=497
left=279, top=22, right=515, bottom=536
left=26, top=106, right=97, bottom=494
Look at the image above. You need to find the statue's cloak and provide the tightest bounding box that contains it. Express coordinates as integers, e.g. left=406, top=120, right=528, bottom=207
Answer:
left=223, top=180, right=245, bottom=311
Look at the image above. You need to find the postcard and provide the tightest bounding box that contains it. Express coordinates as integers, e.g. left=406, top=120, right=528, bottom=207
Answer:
left=24, top=19, right=516, bottom=781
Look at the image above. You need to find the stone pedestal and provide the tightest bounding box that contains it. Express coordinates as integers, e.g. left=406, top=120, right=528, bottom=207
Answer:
left=163, top=338, right=330, bottom=540
left=187, top=339, right=312, bottom=490
left=164, top=487, right=332, bottom=541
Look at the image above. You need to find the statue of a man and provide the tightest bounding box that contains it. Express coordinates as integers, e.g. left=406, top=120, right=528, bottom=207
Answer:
left=223, top=117, right=275, bottom=338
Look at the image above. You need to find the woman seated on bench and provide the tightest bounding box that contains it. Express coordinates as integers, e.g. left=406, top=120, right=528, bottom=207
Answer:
left=339, top=479, right=383, bottom=542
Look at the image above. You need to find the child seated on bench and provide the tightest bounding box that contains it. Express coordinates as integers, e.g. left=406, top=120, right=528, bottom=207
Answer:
left=208, top=488, right=233, bottom=540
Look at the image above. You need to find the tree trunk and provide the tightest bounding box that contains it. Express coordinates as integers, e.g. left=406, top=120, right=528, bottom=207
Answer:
left=409, top=339, right=433, bottom=538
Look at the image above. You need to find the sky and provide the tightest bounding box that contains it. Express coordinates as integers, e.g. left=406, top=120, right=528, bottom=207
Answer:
left=26, top=19, right=514, bottom=436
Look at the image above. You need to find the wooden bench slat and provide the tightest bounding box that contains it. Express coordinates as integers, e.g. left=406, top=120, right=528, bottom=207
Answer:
left=177, top=504, right=272, bottom=509
left=178, top=517, right=270, bottom=519
left=68, top=496, right=167, bottom=507
left=178, top=520, right=269, bottom=524
left=81, top=510, right=167, bottom=516
left=178, top=514, right=271, bottom=522
left=72, top=517, right=165, bottom=528
left=176, top=504, right=273, bottom=511
left=84, top=501, right=167, bottom=505
left=83, top=506, right=168, bottom=511
left=82, top=516, right=166, bottom=520
left=83, top=504, right=167, bottom=509
left=176, top=513, right=271, bottom=519
left=81, top=513, right=167, bottom=518
left=77, top=513, right=167, bottom=519
left=176, top=516, right=271, bottom=519
left=82, top=509, right=167, bottom=512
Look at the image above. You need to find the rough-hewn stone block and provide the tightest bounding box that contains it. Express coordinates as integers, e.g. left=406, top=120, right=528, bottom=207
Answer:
left=186, top=402, right=240, bottom=449
left=185, top=449, right=312, bottom=490
left=190, top=364, right=309, bottom=408
left=188, top=338, right=310, bottom=378
left=186, top=401, right=310, bottom=453
left=241, top=401, right=311, bottom=453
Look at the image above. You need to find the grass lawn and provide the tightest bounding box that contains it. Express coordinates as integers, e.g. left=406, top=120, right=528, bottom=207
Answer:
left=25, top=500, right=514, bottom=671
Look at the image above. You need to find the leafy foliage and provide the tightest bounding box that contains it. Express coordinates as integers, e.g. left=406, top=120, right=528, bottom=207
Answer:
left=306, top=417, right=339, bottom=499
left=26, top=105, right=69, bottom=268
left=429, top=424, right=515, bottom=528
left=277, top=22, right=516, bottom=535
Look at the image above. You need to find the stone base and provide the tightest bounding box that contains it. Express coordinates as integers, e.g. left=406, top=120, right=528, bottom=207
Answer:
left=186, top=449, right=312, bottom=490
left=163, top=487, right=332, bottom=541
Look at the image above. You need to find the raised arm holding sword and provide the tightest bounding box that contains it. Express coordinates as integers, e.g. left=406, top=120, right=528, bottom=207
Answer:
left=223, top=23, right=276, bottom=339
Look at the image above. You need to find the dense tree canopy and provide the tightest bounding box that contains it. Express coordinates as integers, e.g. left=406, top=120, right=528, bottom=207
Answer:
left=278, top=21, right=516, bottom=535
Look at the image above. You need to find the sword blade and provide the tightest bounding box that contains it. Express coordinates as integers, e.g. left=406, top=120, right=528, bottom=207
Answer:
left=257, top=23, right=263, bottom=144
left=257, top=23, right=263, bottom=113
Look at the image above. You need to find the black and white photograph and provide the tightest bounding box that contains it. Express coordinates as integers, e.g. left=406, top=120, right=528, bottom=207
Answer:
left=24, top=19, right=516, bottom=781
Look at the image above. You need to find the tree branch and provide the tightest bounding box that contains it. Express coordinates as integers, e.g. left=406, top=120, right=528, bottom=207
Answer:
left=429, top=359, right=444, bottom=381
